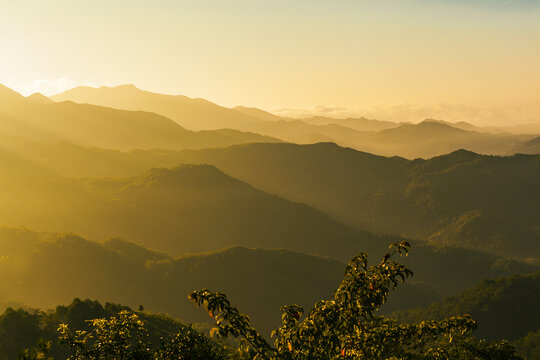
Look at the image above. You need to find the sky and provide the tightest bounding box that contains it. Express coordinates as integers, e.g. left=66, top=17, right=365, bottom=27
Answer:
left=1, top=0, right=539, bottom=125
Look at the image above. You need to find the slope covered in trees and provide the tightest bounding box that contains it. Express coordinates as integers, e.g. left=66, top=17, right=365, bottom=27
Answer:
left=1, top=82, right=538, bottom=357
left=0, top=158, right=373, bottom=257
left=0, top=244, right=531, bottom=360
left=0, top=228, right=366, bottom=336
left=189, top=242, right=523, bottom=359
left=174, top=143, right=540, bottom=260
left=0, top=298, right=225, bottom=360
left=0, top=227, right=535, bottom=338
left=0, top=151, right=536, bottom=287
left=392, top=271, right=540, bottom=341
left=514, top=330, right=540, bottom=360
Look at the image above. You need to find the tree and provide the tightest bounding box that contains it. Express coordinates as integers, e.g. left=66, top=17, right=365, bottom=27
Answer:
left=0, top=308, right=42, bottom=360
left=156, top=325, right=229, bottom=360
left=17, top=340, right=52, bottom=360
left=58, top=310, right=151, bottom=360
left=54, top=242, right=523, bottom=359
left=189, top=242, right=522, bottom=359
left=57, top=310, right=229, bottom=360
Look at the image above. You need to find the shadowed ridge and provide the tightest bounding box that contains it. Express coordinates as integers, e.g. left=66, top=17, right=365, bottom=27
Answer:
left=441, top=148, right=481, bottom=158
left=218, top=141, right=408, bottom=162
left=171, top=142, right=540, bottom=260
left=174, top=244, right=341, bottom=262
left=103, top=237, right=170, bottom=262
left=392, top=271, right=540, bottom=341
left=419, top=148, right=481, bottom=164
left=124, top=164, right=245, bottom=190
left=407, top=149, right=483, bottom=176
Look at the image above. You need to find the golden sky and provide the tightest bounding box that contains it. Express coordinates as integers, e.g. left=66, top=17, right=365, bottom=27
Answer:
left=1, top=0, right=539, bottom=123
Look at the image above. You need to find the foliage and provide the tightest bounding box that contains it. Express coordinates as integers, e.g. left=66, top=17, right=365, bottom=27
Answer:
left=514, top=329, right=540, bottom=360
left=58, top=310, right=151, bottom=360
left=0, top=308, right=42, bottom=360
left=57, top=310, right=229, bottom=360
left=0, top=298, right=222, bottom=360
left=156, top=325, right=229, bottom=360
left=17, top=340, right=52, bottom=360
left=1, top=244, right=527, bottom=360
left=392, top=271, right=540, bottom=341
left=189, top=242, right=520, bottom=359
left=447, top=338, right=522, bottom=360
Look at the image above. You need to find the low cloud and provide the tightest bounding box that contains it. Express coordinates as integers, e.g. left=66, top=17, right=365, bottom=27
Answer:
left=273, top=102, right=540, bottom=127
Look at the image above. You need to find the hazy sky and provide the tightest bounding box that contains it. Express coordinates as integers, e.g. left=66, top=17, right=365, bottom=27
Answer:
left=1, top=0, right=539, bottom=123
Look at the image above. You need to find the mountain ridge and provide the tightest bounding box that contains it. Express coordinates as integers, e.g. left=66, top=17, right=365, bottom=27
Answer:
left=0, top=84, right=279, bottom=151
left=51, top=84, right=536, bottom=158
left=170, top=142, right=540, bottom=260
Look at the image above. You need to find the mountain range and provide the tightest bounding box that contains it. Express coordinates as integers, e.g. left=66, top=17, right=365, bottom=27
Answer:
left=1, top=123, right=538, bottom=261
left=170, top=142, right=540, bottom=260
left=0, top=84, right=278, bottom=151
left=52, top=84, right=539, bottom=158
left=0, top=227, right=536, bottom=337
left=0, top=82, right=539, bottom=352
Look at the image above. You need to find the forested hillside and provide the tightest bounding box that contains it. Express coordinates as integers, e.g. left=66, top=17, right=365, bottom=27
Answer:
left=2, top=85, right=539, bottom=262
left=2, top=137, right=539, bottom=263
left=174, top=143, right=540, bottom=260
left=0, top=299, right=215, bottom=360
left=392, top=272, right=540, bottom=342
left=0, top=158, right=371, bottom=258
left=0, top=227, right=535, bottom=338
left=0, top=246, right=535, bottom=359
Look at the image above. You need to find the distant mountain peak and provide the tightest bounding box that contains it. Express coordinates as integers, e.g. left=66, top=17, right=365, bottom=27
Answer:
left=418, top=119, right=452, bottom=127
left=430, top=148, right=481, bottom=163
left=56, top=84, right=142, bottom=95
left=27, top=92, right=54, bottom=104
left=448, top=148, right=479, bottom=157
left=111, top=84, right=140, bottom=90
left=83, top=84, right=141, bottom=93
left=422, top=118, right=446, bottom=124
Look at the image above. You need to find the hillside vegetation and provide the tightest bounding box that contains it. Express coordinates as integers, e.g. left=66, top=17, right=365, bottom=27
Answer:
left=174, top=143, right=540, bottom=260
left=392, top=271, right=540, bottom=341
left=0, top=227, right=535, bottom=337
left=0, top=298, right=219, bottom=360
